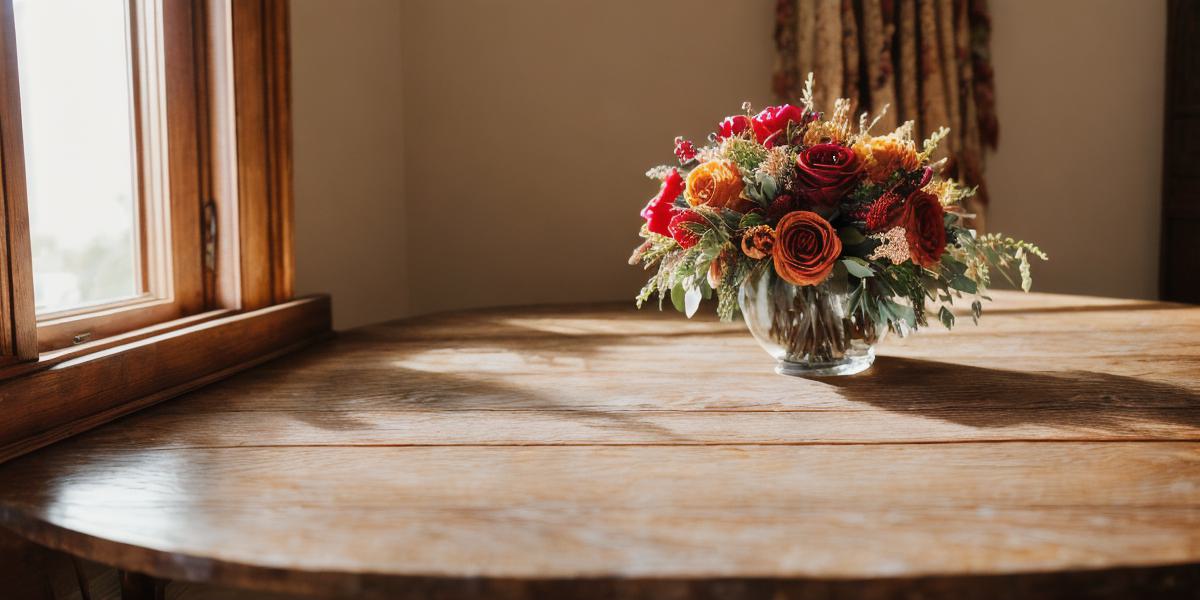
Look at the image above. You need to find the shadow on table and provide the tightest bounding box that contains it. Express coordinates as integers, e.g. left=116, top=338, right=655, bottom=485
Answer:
left=822, top=356, right=1200, bottom=432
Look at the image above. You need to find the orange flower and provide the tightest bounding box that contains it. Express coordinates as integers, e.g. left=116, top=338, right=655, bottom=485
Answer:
left=740, top=225, right=775, bottom=260
left=685, top=160, right=748, bottom=212
left=854, top=135, right=920, bottom=183
left=772, top=211, right=842, bottom=286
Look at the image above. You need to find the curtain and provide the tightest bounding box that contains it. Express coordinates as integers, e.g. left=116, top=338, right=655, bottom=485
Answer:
left=773, top=0, right=997, bottom=228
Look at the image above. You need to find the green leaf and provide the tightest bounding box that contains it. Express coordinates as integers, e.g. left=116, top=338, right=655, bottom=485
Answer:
left=842, top=257, right=874, bottom=279
left=684, top=284, right=702, bottom=318
left=670, top=283, right=686, bottom=313
left=949, top=274, right=977, bottom=294
left=938, top=305, right=955, bottom=330
left=738, top=212, right=766, bottom=229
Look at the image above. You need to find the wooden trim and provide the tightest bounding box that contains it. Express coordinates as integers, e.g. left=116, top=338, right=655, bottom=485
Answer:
left=201, top=0, right=293, bottom=311
left=265, top=0, right=294, bottom=303
left=0, top=0, right=37, bottom=362
left=0, top=294, right=331, bottom=464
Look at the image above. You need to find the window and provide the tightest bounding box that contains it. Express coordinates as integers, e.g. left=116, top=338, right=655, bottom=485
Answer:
left=11, top=0, right=204, bottom=352
left=16, top=0, right=141, bottom=314
left=0, top=0, right=324, bottom=464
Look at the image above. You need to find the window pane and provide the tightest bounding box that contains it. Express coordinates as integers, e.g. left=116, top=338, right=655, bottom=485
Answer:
left=14, top=0, right=141, bottom=314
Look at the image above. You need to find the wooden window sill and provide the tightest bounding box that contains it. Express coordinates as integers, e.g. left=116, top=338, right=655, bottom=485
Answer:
left=0, top=295, right=331, bottom=463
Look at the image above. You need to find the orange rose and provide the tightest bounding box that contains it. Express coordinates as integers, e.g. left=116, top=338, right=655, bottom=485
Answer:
left=685, top=160, right=749, bottom=212
left=772, top=211, right=842, bottom=286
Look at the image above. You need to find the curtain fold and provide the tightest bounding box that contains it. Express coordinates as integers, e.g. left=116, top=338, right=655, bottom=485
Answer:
left=774, top=0, right=997, bottom=226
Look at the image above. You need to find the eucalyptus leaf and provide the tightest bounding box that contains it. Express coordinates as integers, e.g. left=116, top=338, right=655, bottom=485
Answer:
left=842, top=257, right=874, bottom=279
left=684, top=285, right=702, bottom=318
left=670, top=283, right=686, bottom=313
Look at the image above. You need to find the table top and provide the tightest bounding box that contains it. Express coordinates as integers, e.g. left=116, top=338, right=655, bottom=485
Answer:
left=0, top=291, right=1198, bottom=597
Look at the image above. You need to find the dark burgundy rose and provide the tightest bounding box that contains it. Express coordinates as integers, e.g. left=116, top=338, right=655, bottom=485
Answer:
left=794, top=143, right=863, bottom=213
left=766, top=194, right=798, bottom=224
left=750, top=104, right=805, bottom=147
left=903, top=190, right=948, bottom=267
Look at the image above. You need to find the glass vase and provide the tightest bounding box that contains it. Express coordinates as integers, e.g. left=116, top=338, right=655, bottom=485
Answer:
left=738, top=268, right=885, bottom=377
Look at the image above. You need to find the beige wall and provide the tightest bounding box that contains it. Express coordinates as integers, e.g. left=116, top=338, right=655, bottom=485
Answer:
left=401, top=0, right=776, bottom=316
left=292, top=0, right=1166, bottom=328
left=291, top=0, right=406, bottom=329
left=987, top=0, right=1165, bottom=299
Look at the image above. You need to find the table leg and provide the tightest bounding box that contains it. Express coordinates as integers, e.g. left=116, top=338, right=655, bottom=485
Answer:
left=119, top=570, right=165, bottom=600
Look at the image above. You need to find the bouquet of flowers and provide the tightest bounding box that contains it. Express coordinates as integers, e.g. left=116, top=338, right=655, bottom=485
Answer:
left=629, top=75, right=1045, bottom=376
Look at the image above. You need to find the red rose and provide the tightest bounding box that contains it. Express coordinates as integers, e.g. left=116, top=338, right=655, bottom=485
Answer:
left=903, top=190, right=947, bottom=267
left=640, top=169, right=684, bottom=237
left=751, top=104, right=804, bottom=147
left=795, top=143, right=862, bottom=213
left=668, top=209, right=707, bottom=249
left=772, top=211, right=842, bottom=286
left=716, top=115, right=751, bottom=139
left=673, top=136, right=697, bottom=162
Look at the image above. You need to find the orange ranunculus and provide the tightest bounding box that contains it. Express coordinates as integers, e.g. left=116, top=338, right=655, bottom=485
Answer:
left=854, top=135, right=920, bottom=183
left=772, top=211, right=842, bottom=286
left=740, top=224, right=776, bottom=260
left=685, top=160, right=749, bottom=212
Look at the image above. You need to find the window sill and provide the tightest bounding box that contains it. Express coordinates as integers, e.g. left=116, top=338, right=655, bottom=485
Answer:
left=0, top=295, right=331, bottom=463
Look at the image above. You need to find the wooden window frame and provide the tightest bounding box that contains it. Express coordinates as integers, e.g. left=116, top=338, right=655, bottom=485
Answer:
left=0, top=0, right=328, bottom=464
left=31, top=0, right=205, bottom=353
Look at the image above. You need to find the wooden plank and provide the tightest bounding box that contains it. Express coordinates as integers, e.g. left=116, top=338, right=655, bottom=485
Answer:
left=1, top=444, right=1199, bottom=589
left=0, top=295, right=331, bottom=463
left=0, top=292, right=1196, bottom=597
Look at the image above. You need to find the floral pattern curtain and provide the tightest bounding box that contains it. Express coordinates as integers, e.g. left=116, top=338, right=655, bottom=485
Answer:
left=773, top=0, right=997, bottom=227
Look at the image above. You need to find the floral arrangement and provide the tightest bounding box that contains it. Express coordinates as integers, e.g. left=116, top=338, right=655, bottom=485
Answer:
left=629, top=75, right=1045, bottom=341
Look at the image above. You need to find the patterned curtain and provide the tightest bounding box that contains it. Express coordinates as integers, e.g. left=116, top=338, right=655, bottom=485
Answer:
left=773, top=0, right=997, bottom=228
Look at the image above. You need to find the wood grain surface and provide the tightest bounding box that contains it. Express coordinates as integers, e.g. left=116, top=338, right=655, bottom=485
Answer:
left=0, top=291, right=1198, bottom=598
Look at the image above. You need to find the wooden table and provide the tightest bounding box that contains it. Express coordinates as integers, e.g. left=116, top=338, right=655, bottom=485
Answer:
left=0, top=291, right=1198, bottom=599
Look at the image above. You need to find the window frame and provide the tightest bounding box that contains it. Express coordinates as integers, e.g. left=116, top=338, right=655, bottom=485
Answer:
left=0, top=0, right=326, bottom=464
left=20, top=0, right=205, bottom=352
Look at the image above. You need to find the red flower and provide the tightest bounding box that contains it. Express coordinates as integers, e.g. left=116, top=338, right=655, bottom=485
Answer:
left=668, top=209, right=707, bottom=249
left=903, top=190, right=947, bottom=267
left=673, top=137, right=697, bottom=162
left=794, top=143, right=862, bottom=213
left=640, top=169, right=684, bottom=237
left=751, top=104, right=804, bottom=147
left=864, top=191, right=906, bottom=231
left=766, top=194, right=798, bottom=224
left=716, top=115, right=751, bottom=139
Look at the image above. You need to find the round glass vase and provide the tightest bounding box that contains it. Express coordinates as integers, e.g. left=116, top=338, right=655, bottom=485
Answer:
left=738, top=268, right=885, bottom=377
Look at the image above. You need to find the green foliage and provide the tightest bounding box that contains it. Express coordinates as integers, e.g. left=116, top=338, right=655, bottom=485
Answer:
left=743, top=171, right=778, bottom=209
left=841, top=257, right=874, bottom=279
left=722, top=138, right=769, bottom=173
